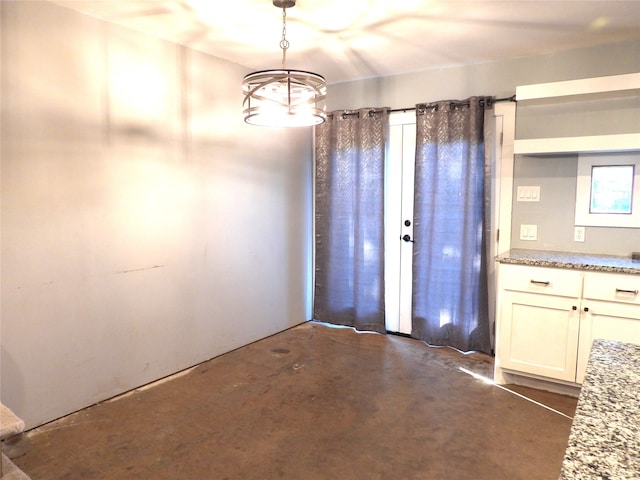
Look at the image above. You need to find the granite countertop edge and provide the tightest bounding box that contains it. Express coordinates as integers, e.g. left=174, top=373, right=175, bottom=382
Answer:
left=558, top=339, right=640, bottom=479
left=496, top=248, right=640, bottom=275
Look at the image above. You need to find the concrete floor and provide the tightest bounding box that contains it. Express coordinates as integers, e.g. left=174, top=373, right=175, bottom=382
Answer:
left=12, top=321, right=577, bottom=479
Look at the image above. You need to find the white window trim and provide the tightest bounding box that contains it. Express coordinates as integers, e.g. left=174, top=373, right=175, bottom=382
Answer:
left=575, top=152, right=640, bottom=228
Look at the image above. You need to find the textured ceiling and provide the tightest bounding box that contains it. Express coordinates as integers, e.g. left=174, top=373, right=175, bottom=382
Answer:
left=49, top=0, right=640, bottom=84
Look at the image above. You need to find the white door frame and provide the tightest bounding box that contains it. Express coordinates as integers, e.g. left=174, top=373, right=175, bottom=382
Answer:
left=490, top=101, right=516, bottom=348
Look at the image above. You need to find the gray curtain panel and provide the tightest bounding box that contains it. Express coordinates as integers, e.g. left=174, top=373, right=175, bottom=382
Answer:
left=314, top=108, right=388, bottom=334
left=411, top=97, right=492, bottom=354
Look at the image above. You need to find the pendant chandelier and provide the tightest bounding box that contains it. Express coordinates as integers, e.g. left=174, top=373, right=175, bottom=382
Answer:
left=242, top=0, right=327, bottom=127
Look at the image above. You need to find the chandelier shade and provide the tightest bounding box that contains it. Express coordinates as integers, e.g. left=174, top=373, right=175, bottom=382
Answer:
left=242, top=69, right=327, bottom=127
left=242, top=0, right=326, bottom=127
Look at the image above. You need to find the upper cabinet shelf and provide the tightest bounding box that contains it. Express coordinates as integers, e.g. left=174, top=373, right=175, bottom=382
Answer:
left=516, top=73, right=640, bottom=101
left=514, top=73, right=640, bottom=155
left=514, top=134, right=640, bottom=155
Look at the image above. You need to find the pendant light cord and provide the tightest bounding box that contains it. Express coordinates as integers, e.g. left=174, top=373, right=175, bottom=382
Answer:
left=280, top=7, right=289, bottom=69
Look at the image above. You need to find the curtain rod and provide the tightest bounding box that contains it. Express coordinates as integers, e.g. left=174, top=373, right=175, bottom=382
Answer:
left=388, top=95, right=517, bottom=114
left=328, top=95, right=516, bottom=119
left=327, top=95, right=517, bottom=118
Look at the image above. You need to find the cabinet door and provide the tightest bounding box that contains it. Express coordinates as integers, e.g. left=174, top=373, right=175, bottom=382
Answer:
left=576, top=301, right=640, bottom=383
left=498, top=292, right=580, bottom=382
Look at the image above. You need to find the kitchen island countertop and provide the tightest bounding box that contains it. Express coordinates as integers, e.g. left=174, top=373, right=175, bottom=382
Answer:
left=559, top=339, right=640, bottom=479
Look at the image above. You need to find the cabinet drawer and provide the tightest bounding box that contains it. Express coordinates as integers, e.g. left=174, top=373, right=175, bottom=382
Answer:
left=500, top=264, right=582, bottom=298
left=583, top=272, right=640, bottom=305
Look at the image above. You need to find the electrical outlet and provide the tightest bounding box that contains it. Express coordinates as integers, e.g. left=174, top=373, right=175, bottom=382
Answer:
left=574, top=226, right=585, bottom=242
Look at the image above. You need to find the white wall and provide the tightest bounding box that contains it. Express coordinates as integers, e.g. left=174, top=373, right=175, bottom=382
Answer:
left=327, top=40, right=640, bottom=256
left=1, top=2, right=312, bottom=428
left=510, top=154, right=639, bottom=255
left=327, top=40, right=640, bottom=110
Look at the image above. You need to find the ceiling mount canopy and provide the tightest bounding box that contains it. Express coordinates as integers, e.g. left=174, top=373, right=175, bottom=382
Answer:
left=273, top=0, right=296, bottom=7
left=242, top=0, right=327, bottom=127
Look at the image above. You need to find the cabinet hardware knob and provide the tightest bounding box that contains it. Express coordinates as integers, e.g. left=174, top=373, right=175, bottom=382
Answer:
left=615, top=288, right=639, bottom=295
left=572, top=306, right=577, bottom=310
left=530, top=280, right=550, bottom=286
left=584, top=307, right=589, bottom=312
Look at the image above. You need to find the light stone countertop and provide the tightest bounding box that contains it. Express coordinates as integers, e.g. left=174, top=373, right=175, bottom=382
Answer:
left=559, top=339, right=640, bottom=479
left=496, top=248, right=640, bottom=275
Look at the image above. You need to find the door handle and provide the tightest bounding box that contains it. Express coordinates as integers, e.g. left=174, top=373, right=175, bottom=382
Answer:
left=401, top=234, right=414, bottom=243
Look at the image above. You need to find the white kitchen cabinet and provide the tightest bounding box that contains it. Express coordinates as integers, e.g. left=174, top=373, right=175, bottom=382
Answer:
left=495, top=263, right=640, bottom=388
left=499, top=292, right=579, bottom=382
left=576, top=272, right=640, bottom=383
left=494, top=74, right=640, bottom=393
left=497, top=264, right=582, bottom=382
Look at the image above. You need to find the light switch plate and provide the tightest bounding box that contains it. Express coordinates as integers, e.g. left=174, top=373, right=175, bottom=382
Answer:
left=517, top=186, right=541, bottom=202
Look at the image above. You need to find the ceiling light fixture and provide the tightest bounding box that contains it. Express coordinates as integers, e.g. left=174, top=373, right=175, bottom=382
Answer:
left=242, top=0, right=327, bottom=127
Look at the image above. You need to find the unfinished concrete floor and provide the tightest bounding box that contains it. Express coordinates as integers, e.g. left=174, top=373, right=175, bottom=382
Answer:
left=13, top=321, right=578, bottom=479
